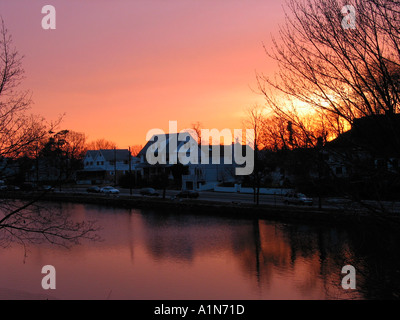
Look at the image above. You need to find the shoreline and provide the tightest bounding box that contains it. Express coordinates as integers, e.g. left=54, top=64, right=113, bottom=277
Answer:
left=2, top=191, right=399, bottom=228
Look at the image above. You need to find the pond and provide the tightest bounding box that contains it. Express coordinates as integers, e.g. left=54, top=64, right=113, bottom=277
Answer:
left=0, top=202, right=399, bottom=300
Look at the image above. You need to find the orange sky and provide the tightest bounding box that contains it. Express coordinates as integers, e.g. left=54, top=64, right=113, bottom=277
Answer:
left=1, top=0, right=286, bottom=148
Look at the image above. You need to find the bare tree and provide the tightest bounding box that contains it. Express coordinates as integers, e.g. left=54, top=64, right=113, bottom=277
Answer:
left=0, top=19, right=99, bottom=247
left=39, top=129, right=87, bottom=183
left=0, top=18, right=48, bottom=160
left=64, top=131, right=87, bottom=160
left=191, top=121, right=202, bottom=144
left=130, top=145, right=143, bottom=157
left=258, top=0, right=400, bottom=130
left=0, top=200, right=99, bottom=249
left=243, top=104, right=265, bottom=205
left=86, top=138, right=117, bottom=150
left=260, top=111, right=335, bottom=151
left=257, top=0, right=400, bottom=217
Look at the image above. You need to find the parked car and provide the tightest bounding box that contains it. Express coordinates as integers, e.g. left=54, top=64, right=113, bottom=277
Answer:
left=139, top=188, right=159, bottom=196
left=284, top=192, right=313, bottom=206
left=87, top=186, right=101, bottom=193
left=0, top=185, right=21, bottom=191
left=100, top=186, right=120, bottom=194
left=38, top=185, right=54, bottom=192
left=176, top=190, right=199, bottom=199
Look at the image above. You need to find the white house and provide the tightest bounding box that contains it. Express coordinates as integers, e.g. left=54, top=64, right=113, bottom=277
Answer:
left=137, top=133, right=250, bottom=190
left=77, top=149, right=139, bottom=185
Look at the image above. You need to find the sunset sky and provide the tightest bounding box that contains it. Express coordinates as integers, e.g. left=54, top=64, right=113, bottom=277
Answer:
left=0, top=0, right=286, bottom=148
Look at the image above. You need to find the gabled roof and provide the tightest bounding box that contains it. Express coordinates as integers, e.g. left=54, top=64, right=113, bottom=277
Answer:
left=85, top=149, right=131, bottom=162
left=137, top=134, right=255, bottom=167
left=138, top=133, right=198, bottom=157
left=137, top=133, right=254, bottom=157
left=99, top=149, right=130, bottom=161
left=85, top=150, right=98, bottom=159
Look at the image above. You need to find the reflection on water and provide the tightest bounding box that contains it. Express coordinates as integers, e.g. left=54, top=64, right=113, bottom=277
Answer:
left=0, top=202, right=399, bottom=299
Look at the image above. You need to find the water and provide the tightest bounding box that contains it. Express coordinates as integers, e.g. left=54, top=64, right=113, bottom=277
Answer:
left=0, top=202, right=399, bottom=300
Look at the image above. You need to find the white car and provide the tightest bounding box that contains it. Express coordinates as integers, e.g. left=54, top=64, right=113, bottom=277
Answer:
left=284, top=192, right=313, bottom=206
left=100, top=186, right=120, bottom=194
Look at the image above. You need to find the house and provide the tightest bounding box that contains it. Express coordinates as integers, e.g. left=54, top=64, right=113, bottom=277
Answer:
left=137, top=133, right=249, bottom=190
left=0, top=157, right=20, bottom=182
left=77, top=149, right=139, bottom=185
left=136, top=133, right=198, bottom=188
left=181, top=144, right=239, bottom=191
left=324, top=114, right=400, bottom=178
left=26, top=158, right=65, bottom=183
left=316, top=114, right=400, bottom=199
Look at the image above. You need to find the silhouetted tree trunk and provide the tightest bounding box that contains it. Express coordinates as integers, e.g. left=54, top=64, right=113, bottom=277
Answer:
left=244, top=105, right=264, bottom=205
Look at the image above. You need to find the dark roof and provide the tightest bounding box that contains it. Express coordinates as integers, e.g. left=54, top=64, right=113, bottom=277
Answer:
left=327, top=114, right=400, bottom=156
left=85, top=150, right=98, bottom=159
left=99, top=149, right=130, bottom=161
left=85, top=149, right=131, bottom=161
left=138, top=133, right=197, bottom=157
left=138, top=133, right=254, bottom=159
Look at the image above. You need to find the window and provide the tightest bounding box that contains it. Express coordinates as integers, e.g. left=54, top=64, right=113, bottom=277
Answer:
left=97, top=161, right=100, bottom=165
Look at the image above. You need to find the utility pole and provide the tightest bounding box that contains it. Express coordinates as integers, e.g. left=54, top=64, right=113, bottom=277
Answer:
left=114, top=147, right=117, bottom=187
left=36, top=143, right=39, bottom=184
left=317, top=137, right=323, bottom=210
left=129, top=146, right=132, bottom=195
